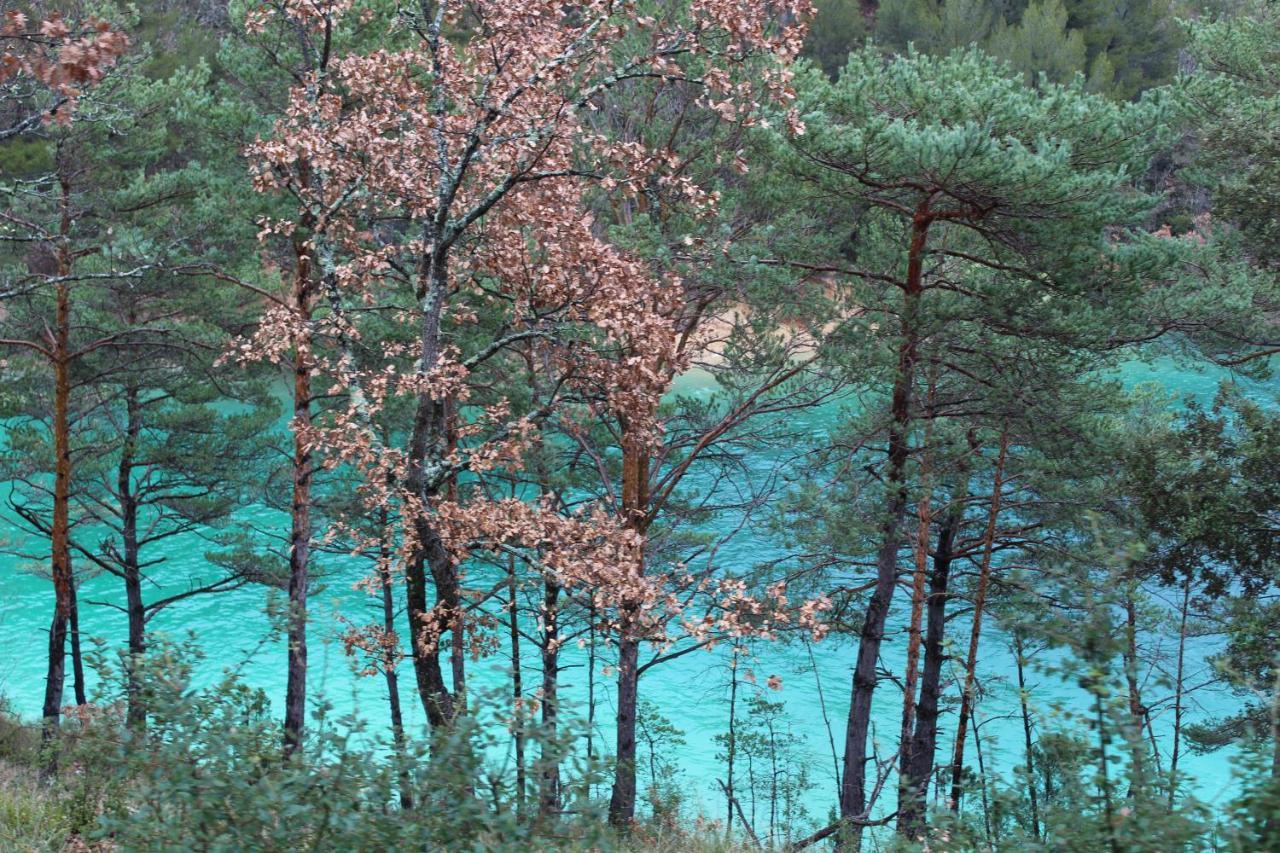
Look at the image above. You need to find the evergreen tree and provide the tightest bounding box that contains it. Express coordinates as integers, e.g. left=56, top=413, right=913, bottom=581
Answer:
left=760, top=46, right=1186, bottom=842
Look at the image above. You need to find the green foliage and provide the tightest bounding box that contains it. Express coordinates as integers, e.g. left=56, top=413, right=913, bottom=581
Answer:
left=32, top=638, right=611, bottom=851
left=986, top=0, right=1088, bottom=86
left=852, top=0, right=1182, bottom=97
left=637, top=701, right=689, bottom=828
left=1123, top=386, right=1280, bottom=596
left=804, top=0, right=871, bottom=78
left=1187, top=1, right=1280, bottom=269
left=714, top=694, right=812, bottom=845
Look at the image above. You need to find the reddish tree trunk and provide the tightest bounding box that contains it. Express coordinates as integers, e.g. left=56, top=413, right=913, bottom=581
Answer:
left=41, top=184, right=74, bottom=750
left=897, top=370, right=937, bottom=803
left=896, top=489, right=964, bottom=837
left=949, top=430, right=1009, bottom=812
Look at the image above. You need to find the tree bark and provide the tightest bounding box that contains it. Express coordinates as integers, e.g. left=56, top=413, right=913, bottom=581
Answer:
left=376, top=518, right=412, bottom=809
left=283, top=232, right=314, bottom=756
left=538, top=577, right=561, bottom=819
left=406, top=522, right=457, bottom=727
left=41, top=180, right=75, bottom=751
left=1167, top=575, right=1190, bottom=809
left=1014, top=629, right=1040, bottom=840
left=609, top=634, right=640, bottom=827
left=405, top=256, right=463, bottom=730
left=120, top=384, right=145, bottom=730
left=949, top=429, right=1009, bottom=812
left=69, top=590, right=86, bottom=707
left=896, top=482, right=964, bottom=838
left=726, top=649, right=740, bottom=837
left=508, top=556, right=527, bottom=817
left=1122, top=575, right=1147, bottom=797
left=608, top=434, right=649, bottom=828
left=897, top=369, right=936, bottom=816
left=840, top=202, right=932, bottom=845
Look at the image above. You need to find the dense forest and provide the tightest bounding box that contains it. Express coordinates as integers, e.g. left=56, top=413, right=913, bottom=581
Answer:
left=0, top=0, right=1278, bottom=849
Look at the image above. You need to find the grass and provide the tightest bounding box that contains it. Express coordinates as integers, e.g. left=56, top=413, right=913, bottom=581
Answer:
left=0, top=702, right=76, bottom=851
left=0, top=760, right=71, bottom=851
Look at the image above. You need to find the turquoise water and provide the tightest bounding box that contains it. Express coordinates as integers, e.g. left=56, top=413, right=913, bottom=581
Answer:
left=0, top=355, right=1274, bottom=837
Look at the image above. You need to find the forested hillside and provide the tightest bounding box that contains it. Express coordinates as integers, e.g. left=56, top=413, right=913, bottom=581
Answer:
left=0, top=0, right=1277, bottom=850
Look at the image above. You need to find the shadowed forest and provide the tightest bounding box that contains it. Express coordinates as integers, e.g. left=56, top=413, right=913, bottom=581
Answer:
left=1, top=0, right=1279, bottom=850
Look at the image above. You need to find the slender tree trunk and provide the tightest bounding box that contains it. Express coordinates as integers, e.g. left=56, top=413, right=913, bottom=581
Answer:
left=1095, top=687, right=1121, bottom=853
left=375, top=513, right=412, bottom=809
left=840, top=204, right=932, bottom=845
left=608, top=435, right=649, bottom=828
left=726, top=649, right=740, bottom=838
left=973, top=714, right=994, bottom=848
left=446, top=401, right=467, bottom=718
left=769, top=718, right=778, bottom=839
left=949, top=429, right=1009, bottom=812
left=1267, top=678, right=1280, bottom=847
left=538, top=577, right=561, bottom=819
left=405, top=257, right=465, bottom=730
left=897, top=372, right=936, bottom=816
left=1167, top=576, right=1190, bottom=810
left=41, top=178, right=75, bottom=751
left=120, top=385, right=145, bottom=730
left=897, top=485, right=964, bottom=838
left=587, top=602, right=597, bottom=770
left=69, top=592, right=86, bottom=707
left=508, top=556, right=527, bottom=818
left=1014, top=629, right=1040, bottom=840
left=283, top=236, right=314, bottom=756
left=1122, top=574, right=1147, bottom=797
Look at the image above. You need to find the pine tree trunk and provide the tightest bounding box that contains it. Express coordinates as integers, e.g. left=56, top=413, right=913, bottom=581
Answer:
left=726, top=650, right=740, bottom=837
left=1014, top=629, right=1040, bottom=839
left=41, top=183, right=75, bottom=753
left=120, top=385, right=145, bottom=730
left=587, top=602, right=598, bottom=774
left=608, top=436, right=649, bottom=829
left=283, top=235, right=314, bottom=756
left=1122, top=573, right=1147, bottom=797
left=509, top=557, right=526, bottom=817
left=69, top=591, right=86, bottom=707
left=609, top=634, right=640, bottom=827
left=840, top=203, right=931, bottom=845
left=896, top=484, right=964, bottom=838
left=897, top=371, right=936, bottom=814
left=973, top=712, right=994, bottom=846
left=949, top=429, right=1009, bottom=812
left=1167, top=575, right=1190, bottom=810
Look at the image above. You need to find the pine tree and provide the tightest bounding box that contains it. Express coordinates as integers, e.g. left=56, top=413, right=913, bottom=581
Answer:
left=762, top=46, right=1186, bottom=843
